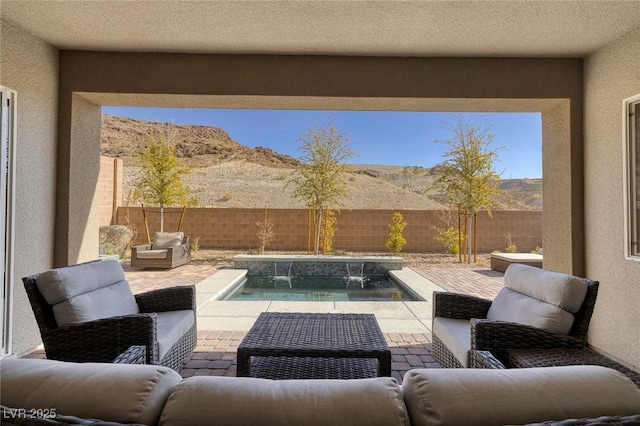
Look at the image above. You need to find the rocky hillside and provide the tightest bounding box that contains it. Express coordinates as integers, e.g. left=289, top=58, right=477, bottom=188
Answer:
left=101, top=115, right=541, bottom=210
left=101, top=114, right=298, bottom=168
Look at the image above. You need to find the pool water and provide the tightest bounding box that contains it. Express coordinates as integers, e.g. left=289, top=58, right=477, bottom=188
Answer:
left=223, top=275, right=418, bottom=301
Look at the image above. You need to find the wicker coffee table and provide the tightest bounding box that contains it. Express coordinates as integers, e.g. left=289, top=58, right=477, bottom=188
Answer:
left=237, top=312, right=391, bottom=380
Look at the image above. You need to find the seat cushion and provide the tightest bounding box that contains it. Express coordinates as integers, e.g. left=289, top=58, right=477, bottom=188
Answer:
left=136, top=249, right=169, bottom=259
left=153, top=232, right=184, bottom=249
left=156, top=310, right=195, bottom=359
left=432, top=317, right=471, bottom=367
left=36, top=259, right=139, bottom=326
left=0, top=358, right=182, bottom=425
left=504, top=264, right=587, bottom=313
left=402, top=366, right=640, bottom=426
left=159, top=376, right=409, bottom=426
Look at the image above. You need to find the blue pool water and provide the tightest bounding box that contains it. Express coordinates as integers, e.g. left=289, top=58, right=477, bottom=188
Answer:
left=223, top=275, right=418, bottom=301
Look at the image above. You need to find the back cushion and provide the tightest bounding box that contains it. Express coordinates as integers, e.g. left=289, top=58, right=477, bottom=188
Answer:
left=503, top=264, right=587, bottom=313
left=1, top=358, right=182, bottom=425
left=487, top=288, right=575, bottom=334
left=153, top=232, right=184, bottom=249
left=36, top=259, right=139, bottom=326
left=486, top=264, right=588, bottom=335
left=159, top=376, right=409, bottom=426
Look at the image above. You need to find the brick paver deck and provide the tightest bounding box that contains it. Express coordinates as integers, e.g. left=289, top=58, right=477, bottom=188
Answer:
left=25, top=261, right=503, bottom=383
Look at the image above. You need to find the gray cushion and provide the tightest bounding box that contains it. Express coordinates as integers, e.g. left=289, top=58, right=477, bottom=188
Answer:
left=402, top=366, right=640, bottom=426
left=504, top=264, right=587, bottom=313
left=156, top=310, right=195, bottom=359
left=153, top=232, right=183, bottom=249
left=487, top=287, right=575, bottom=334
left=36, top=259, right=125, bottom=304
left=36, top=260, right=139, bottom=326
left=136, top=249, right=168, bottom=259
left=432, top=317, right=471, bottom=367
left=159, top=376, right=409, bottom=426
left=0, top=358, right=181, bottom=425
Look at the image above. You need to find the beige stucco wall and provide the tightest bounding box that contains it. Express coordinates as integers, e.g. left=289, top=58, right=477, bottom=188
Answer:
left=0, top=19, right=58, bottom=356
left=584, top=26, right=640, bottom=369
left=58, top=53, right=584, bottom=276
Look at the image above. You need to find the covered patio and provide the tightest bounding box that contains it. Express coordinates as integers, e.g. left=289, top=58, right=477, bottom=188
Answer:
left=2, top=0, right=639, bottom=388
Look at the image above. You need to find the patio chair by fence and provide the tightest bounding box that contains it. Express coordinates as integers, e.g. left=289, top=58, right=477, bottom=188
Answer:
left=131, top=231, right=191, bottom=269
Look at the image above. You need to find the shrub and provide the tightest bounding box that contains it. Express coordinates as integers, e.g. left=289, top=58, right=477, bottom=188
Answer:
left=99, top=225, right=134, bottom=258
left=434, top=226, right=460, bottom=255
left=256, top=219, right=275, bottom=254
left=385, top=212, right=408, bottom=254
left=320, top=210, right=338, bottom=254
left=504, top=233, right=517, bottom=253
left=190, top=235, right=201, bottom=252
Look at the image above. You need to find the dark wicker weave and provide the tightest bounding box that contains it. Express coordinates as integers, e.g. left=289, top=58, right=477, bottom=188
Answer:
left=250, top=356, right=379, bottom=380
left=22, top=262, right=197, bottom=371
left=112, top=345, right=146, bottom=364
left=471, top=350, right=507, bottom=369
left=506, top=347, right=640, bottom=388
left=432, top=277, right=599, bottom=369
left=237, top=312, right=391, bottom=379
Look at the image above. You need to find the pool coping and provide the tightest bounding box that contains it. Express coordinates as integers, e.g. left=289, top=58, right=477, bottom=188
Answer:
left=194, top=267, right=446, bottom=334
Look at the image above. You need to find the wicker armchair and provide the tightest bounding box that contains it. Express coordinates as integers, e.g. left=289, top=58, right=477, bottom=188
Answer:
left=22, top=259, right=197, bottom=371
left=432, top=264, right=599, bottom=369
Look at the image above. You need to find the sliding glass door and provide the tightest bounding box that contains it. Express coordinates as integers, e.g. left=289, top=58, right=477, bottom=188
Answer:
left=1, top=87, right=17, bottom=356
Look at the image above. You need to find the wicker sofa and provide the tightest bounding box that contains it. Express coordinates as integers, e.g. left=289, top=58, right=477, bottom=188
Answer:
left=22, top=259, right=196, bottom=370
left=2, top=358, right=640, bottom=425
left=432, top=263, right=599, bottom=369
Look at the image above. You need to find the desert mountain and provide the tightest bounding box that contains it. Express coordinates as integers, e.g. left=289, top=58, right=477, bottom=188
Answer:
left=100, top=114, right=541, bottom=210
left=101, top=114, right=298, bottom=168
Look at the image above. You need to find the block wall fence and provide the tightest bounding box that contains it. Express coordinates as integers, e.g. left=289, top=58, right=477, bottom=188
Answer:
left=97, top=156, right=123, bottom=226
left=115, top=207, right=542, bottom=253
left=101, top=156, right=542, bottom=253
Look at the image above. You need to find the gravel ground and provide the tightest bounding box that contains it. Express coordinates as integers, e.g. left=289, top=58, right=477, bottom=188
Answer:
left=189, top=248, right=491, bottom=269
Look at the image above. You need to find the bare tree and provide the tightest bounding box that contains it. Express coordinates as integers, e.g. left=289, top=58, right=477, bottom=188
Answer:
left=288, top=121, right=356, bottom=254
left=434, top=115, right=505, bottom=262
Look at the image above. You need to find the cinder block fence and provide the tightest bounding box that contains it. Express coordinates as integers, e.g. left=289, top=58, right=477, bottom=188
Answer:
left=115, top=207, right=542, bottom=253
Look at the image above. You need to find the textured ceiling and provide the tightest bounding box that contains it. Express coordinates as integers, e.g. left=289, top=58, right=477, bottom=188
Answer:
left=2, top=1, right=640, bottom=57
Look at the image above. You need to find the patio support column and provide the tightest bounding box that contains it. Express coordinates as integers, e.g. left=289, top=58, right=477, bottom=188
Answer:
left=541, top=100, right=584, bottom=276
left=55, top=93, right=102, bottom=266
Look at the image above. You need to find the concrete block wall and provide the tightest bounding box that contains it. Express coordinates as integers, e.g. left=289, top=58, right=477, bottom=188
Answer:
left=117, top=207, right=542, bottom=253
left=97, top=156, right=123, bottom=226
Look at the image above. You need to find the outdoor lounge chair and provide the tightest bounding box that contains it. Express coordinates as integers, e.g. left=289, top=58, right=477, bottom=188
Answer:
left=432, top=264, right=599, bottom=368
left=130, top=231, right=191, bottom=269
left=22, top=259, right=197, bottom=371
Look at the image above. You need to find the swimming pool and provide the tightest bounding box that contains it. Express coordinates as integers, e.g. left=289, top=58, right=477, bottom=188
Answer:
left=222, top=274, right=419, bottom=301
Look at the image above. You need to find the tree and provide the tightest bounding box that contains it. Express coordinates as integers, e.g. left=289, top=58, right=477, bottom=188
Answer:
left=288, top=122, right=356, bottom=254
left=434, top=116, right=505, bottom=262
left=131, top=130, right=195, bottom=231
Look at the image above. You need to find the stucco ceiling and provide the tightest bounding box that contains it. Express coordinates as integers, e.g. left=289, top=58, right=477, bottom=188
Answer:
left=2, top=1, right=640, bottom=57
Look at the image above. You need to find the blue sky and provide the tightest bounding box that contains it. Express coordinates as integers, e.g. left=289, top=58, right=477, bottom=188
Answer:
left=102, top=107, right=542, bottom=179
